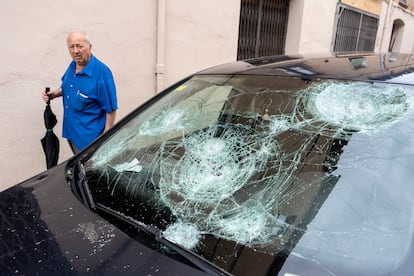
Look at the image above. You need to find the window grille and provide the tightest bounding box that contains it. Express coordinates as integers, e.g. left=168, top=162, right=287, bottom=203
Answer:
left=333, top=5, right=379, bottom=53
left=237, top=0, right=289, bottom=60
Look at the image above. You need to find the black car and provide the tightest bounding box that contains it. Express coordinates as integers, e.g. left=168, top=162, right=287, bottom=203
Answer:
left=1, top=53, right=414, bottom=275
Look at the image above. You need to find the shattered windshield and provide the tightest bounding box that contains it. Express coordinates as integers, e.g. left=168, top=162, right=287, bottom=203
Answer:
left=83, top=74, right=414, bottom=275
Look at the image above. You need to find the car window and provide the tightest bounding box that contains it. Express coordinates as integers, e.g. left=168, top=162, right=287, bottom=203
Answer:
left=82, top=74, right=414, bottom=275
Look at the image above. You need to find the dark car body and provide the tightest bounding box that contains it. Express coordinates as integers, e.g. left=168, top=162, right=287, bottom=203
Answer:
left=1, top=53, right=414, bottom=275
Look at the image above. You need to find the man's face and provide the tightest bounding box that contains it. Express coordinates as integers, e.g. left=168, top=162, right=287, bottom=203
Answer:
left=67, top=33, right=92, bottom=67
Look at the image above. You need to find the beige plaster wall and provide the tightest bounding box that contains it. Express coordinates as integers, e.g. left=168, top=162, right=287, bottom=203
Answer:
left=378, top=1, right=414, bottom=53
left=342, top=0, right=383, bottom=15
left=285, top=0, right=337, bottom=55
left=164, top=0, right=241, bottom=86
left=0, top=0, right=240, bottom=190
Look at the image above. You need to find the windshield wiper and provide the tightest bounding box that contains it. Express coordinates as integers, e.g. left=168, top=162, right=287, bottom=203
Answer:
left=66, top=159, right=96, bottom=210
left=95, top=203, right=230, bottom=276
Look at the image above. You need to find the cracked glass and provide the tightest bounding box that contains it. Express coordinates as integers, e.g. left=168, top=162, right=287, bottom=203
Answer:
left=83, top=74, right=414, bottom=275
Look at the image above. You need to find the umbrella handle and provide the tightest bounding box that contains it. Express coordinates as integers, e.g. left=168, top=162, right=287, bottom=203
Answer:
left=45, top=87, right=50, bottom=105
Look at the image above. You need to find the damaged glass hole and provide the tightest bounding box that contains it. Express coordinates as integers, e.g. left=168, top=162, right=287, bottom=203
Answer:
left=302, top=81, right=410, bottom=133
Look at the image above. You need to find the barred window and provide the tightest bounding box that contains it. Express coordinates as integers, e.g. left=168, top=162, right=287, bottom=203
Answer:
left=333, top=5, right=379, bottom=54
left=237, top=0, right=289, bottom=60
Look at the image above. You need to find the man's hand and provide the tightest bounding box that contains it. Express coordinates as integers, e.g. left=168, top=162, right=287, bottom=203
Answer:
left=42, top=88, right=62, bottom=103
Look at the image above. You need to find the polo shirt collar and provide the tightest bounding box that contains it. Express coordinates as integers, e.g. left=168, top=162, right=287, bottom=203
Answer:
left=72, top=54, right=96, bottom=77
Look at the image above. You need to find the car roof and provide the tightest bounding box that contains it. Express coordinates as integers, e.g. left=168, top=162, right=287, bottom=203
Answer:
left=197, top=53, right=414, bottom=85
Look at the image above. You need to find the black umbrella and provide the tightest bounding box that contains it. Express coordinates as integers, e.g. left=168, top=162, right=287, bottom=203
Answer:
left=41, top=87, right=60, bottom=169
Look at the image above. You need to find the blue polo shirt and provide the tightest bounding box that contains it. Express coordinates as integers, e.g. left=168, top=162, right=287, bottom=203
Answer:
left=61, top=55, right=118, bottom=150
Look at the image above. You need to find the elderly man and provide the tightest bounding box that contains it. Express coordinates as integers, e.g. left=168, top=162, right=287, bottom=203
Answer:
left=42, top=31, right=118, bottom=153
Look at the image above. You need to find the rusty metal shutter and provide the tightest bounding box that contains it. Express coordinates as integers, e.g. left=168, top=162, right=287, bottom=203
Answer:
left=237, top=0, right=289, bottom=60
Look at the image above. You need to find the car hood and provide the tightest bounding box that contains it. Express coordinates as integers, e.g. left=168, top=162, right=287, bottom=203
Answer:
left=0, top=162, right=210, bottom=275
left=198, top=53, right=414, bottom=84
